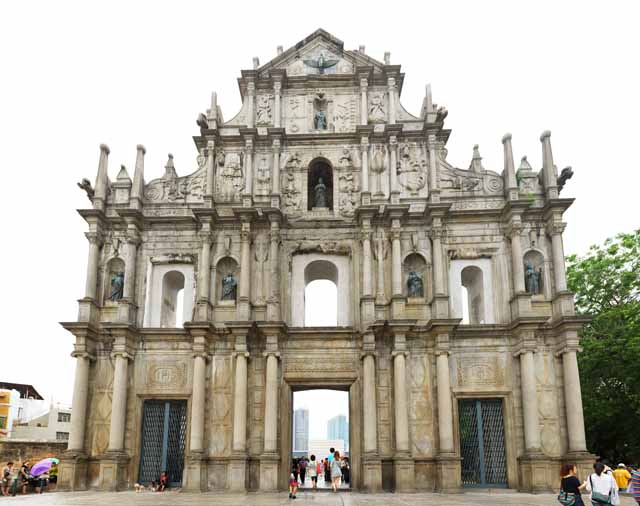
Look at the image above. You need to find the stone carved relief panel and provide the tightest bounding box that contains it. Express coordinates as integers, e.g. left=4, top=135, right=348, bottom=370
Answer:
left=215, top=150, right=245, bottom=202
left=397, top=142, right=428, bottom=196
left=409, top=354, right=435, bottom=456
left=437, top=147, right=504, bottom=196
left=283, top=354, right=357, bottom=379
left=333, top=95, right=356, bottom=133
left=87, top=359, right=113, bottom=457
left=376, top=355, right=393, bottom=456
left=144, top=153, right=205, bottom=203
left=255, top=95, right=273, bottom=126
left=209, top=356, right=232, bottom=457
left=284, top=95, right=306, bottom=134
left=141, top=359, right=189, bottom=393
left=455, top=355, right=506, bottom=388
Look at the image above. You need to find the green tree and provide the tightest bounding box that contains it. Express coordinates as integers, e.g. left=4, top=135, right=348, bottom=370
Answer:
left=566, top=229, right=640, bottom=464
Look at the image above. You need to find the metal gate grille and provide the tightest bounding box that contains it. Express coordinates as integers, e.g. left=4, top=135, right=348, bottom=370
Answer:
left=459, top=399, right=507, bottom=487
left=139, top=400, right=187, bottom=487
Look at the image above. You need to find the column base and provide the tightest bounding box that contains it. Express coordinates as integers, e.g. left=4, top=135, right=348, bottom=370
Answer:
left=97, top=452, right=130, bottom=491
left=58, top=451, right=88, bottom=491
left=510, top=292, right=533, bottom=319
left=430, top=294, right=450, bottom=319
left=551, top=291, right=576, bottom=319
left=391, top=295, right=406, bottom=320
left=436, top=454, right=461, bottom=492
left=194, top=300, right=213, bottom=321
left=518, top=453, right=556, bottom=492
left=77, top=297, right=99, bottom=323
left=117, top=299, right=138, bottom=324
left=183, top=452, right=208, bottom=492
left=259, top=453, right=280, bottom=492
left=393, top=453, right=415, bottom=492
left=360, top=296, right=375, bottom=324
left=362, top=455, right=383, bottom=492
left=563, top=451, right=596, bottom=484
left=228, top=454, right=248, bottom=492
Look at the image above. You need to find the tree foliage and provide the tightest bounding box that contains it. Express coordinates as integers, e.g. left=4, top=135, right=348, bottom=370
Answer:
left=566, top=229, right=640, bottom=464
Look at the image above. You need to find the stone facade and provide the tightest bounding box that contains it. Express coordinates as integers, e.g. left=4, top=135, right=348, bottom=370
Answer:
left=59, top=29, right=591, bottom=494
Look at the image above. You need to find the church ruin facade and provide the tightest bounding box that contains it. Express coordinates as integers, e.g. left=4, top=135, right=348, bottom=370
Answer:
left=60, top=29, right=591, bottom=493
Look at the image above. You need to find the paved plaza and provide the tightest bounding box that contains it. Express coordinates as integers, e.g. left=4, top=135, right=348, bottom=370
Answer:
left=2, top=492, right=637, bottom=506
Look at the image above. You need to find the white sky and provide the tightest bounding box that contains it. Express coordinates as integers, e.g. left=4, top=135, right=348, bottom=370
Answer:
left=294, top=390, right=349, bottom=440
left=0, top=1, right=638, bottom=409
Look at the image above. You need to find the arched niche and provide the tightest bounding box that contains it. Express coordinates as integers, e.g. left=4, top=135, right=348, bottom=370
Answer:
left=216, top=256, right=239, bottom=303
left=523, top=249, right=546, bottom=297
left=104, top=257, right=125, bottom=304
left=403, top=253, right=427, bottom=298
left=307, top=158, right=334, bottom=210
left=449, top=259, right=495, bottom=324
left=160, top=270, right=185, bottom=328
left=291, top=254, right=351, bottom=327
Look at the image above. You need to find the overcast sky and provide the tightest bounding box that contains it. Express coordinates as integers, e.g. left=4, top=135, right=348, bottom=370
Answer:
left=0, top=1, right=638, bottom=409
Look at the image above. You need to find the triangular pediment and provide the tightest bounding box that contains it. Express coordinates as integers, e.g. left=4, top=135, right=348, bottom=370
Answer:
left=257, top=28, right=385, bottom=78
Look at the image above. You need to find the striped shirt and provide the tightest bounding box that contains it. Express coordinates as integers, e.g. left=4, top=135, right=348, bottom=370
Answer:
left=631, top=470, right=640, bottom=503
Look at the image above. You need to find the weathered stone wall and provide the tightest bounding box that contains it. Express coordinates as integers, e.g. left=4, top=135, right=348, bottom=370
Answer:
left=0, top=441, right=66, bottom=464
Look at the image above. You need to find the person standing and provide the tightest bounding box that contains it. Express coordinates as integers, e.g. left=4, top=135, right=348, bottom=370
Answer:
left=327, top=447, right=335, bottom=463
left=330, top=450, right=342, bottom=492
left=560, top=463, right=587, bottom=506
left=308, top=455, right=318, bottom=490
left=13, top=461, right=30, bottom=496
left=585, top=462, right=620, bottom=506
left=613, top=464, right=632, bottom=492
left=1, top=462, right=13, bottom=496
left=299, top=457, right=307, bottom=485
left=324, top=458, right=330, bottom=484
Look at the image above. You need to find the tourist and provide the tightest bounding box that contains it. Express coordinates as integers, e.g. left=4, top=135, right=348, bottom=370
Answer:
left=330, top=450, right=343, bottom=492
left=299, top=456, right=307, bottom=485
left=36, top=471, right=49, bottom=494
left=324, top=458, right=331, bottom=483
left=13, top=461, right=30, bottom=496
left=341, top=457, right=350, bottom=485
left=328, top=447, right=335, bottom=463
left=157, top=471, right=168, bottom=492
left=613, top=463, right=632, bottom=492
left=585, top=462, right=619, bottom=505
left=291, top=458, right=299, bottom=483
left=1, top=462, right=13, bottom=496
left=49, top=463, right=58, bottom=488
left=559, top=463, right=586, bottom=506
left=288, top=467, right=298, bottom=499
left=308, top=455, right=318, bottom=490
left=630, top=467, right=640, bottom=504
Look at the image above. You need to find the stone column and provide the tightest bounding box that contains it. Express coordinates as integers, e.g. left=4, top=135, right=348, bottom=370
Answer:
left=244, top=139, right=253, bottom=197
left=520, top=350, right=541, bottom=452
left=362, top=231, right=373, bottom=297
left=361, top=137, right=370, bottom=193
left=267, top=220, right=281, bottom=321
left=107, top=352, right=130, bottom=452
left=431, top=228, right=445, bottom=295
left=246, top=82, right=255, bottom=129
left=387, top=77, right=397, bottom=124
left=232, top=352, right=249, bottom=453
left=549, top=223, right=567, bottom=292
left=67, top=352, right=91, bottom=452
left=273, top=82, right=281, bottom=128
left=122, top=237, right=138, bottom=300
left=562, top=349, right=587, bottom=452
left=509, top=224, right=525, bottom=294
left=391, top=222, right=402, bottom=296
left=360, top=78, right=368, bottom=125
left=363, top=352, right=378, bottom=453
left=393, top=351, right=409, bottom=453
left=389, top=136, right=398, bottom=195
left=84, top=232, right=102, bottom=299
left=237, top=221, right=251, bottom=320
left=190, top=353, right=207, bottom=453
left=436, top=351, right=454, bottom=454
left=271, top=139, right=280, bottom=195
left=205, top=140, right=215, bottom=205
left=263, top=353, right=279, bottom=453
left=197, top=233, right=212, bottom=301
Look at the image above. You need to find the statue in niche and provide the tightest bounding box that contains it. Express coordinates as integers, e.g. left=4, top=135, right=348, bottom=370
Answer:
left=368, top=92, right=386, bottom=123
left=313, top=93, right=328, bottom=130
left=109, top=272, right=125, bottom=301
left=314, top=177, right=328, bottom=208
left=217, top=151, right=244, bottom=200
left=524, top=262, right=543, bottom=294
left=256, top=157, right=271, bottom=196
left=407, top=271, right=424, bottom=298
left=255, top=95, right=272, bottom=126
left=221, top=272, right=237, bottom=301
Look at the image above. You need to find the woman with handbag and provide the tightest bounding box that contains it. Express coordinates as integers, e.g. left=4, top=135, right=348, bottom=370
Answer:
left=585, top=462, right=620, bottom=506
left=559, top=463, right=587, bottom=506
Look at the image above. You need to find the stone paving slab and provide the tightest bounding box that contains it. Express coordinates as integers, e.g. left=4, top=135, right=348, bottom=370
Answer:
left=2, top=491, right=637, bottom=506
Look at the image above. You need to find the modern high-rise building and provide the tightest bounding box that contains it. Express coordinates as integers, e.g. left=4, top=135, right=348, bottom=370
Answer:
left=327, top=414, right=349, bottom=450
left=293, top=408, right=309, bottom=452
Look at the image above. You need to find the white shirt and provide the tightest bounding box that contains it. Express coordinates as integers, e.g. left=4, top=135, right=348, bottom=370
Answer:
left=586, top=472, right=620, bottom=505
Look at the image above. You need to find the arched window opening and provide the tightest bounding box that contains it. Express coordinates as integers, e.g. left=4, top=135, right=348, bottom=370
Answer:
left=304, top=260, right=338, bottom=327
left=161, top=271, right=185, bottom=328
left=461, top=286, right=470, bottom=324
left=307, top=159, right=333, bottom=210
left=461, top=266, right=484, bottom=324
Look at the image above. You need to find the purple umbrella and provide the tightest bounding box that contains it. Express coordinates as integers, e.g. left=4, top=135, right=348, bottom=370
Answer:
left=30, top=459, right=53, bottom=477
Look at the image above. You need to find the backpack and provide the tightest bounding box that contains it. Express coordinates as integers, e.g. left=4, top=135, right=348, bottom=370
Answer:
left=557, top=490, right=577, bottom=506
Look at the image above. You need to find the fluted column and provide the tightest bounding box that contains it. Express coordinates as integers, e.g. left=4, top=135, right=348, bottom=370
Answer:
left=387, top=77, right=397, bottom=124
left=363, top=352, right=378, bottom=454
left=246, top=82, right=255, bottom=128
left=391, top=223, right=402, bottom=296
left=232, top=352, right=249, bottom=453
left=107, top=352, right=130, bottom=452
left=360, top=78, right=368, bottom=125
left=271, top=140, right=280, bottom=195
left=509, top=224, right=526, bottom=294
left=389, top=136, right=398, bottom=195
left=362, top=231, right=373, bottom=297
left=562, top=349, right=587, bottom=452
left=393, top=351, right=409, bottom=453
left=267, top=220, right=281, bottom=321
left=263, top=352, right=279, bottom=453
left=549, top=223, right=567, bottom=292
left=273, top=82, right=281, bottom=128
left=520, top=350, right=541, bottom=452
left=190, top=353, right=207, bottom=453
left=436, top=350, right=454, bottom=454
left=361, top=137, right=370, bottom=193
left=67, top=352, right=92, bottom=452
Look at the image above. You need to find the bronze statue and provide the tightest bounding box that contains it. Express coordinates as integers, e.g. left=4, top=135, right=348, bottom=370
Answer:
left=407, top=271, right=424, bottom=298
left=524, top=262, right=542, bottom=294
left=221, top=272, right=237, bottom=301
left=314, top=177, right=328, bottom=208
left=303, top=52, right=339, bottom=74
left=109, top=272, right=124, bottom=300
left=314, top=110, right=327, bottom=130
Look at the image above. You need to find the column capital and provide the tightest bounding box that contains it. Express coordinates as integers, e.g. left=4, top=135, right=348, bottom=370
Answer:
left=193, top=352, right=210, bottom=361
left=429, top=226, right=446, bottom=240
left=360, top=77, right=368, bottom=91
left=505, top=221, right=524, bottom=238
left=434, top=349, right=450, bottom=357
left=262, top=351, right=281, bottom=359
left=85, top=231, right=104, bottom=246
left=273, top=81, right=282, bottom=93
left=271, top=138, right=281, bottom=150
left=391, top=350, right=409, bottom=358
left=71, top=351, right=96, bottom=361
left=546, top=221, right=566, bottom=236
left=513, top=343, right=537, bottom=357
left=389, top=135, right=398, bottom=147
left=360, top=230, right=372, bottom=243
left=360, top=350, right=378, bottom=360
left=232, top=351, right=250, bottom=359
left=247, top=81, right=256, bottom=96
left=387, top=76, right=397, bottom=89
left=111, top=351, right=134, bottom=361
left=198, top=230, right=213, bottom=244
left=554, top=344, right=581, bottom=357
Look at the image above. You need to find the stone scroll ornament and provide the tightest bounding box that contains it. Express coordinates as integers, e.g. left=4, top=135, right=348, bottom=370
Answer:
left=144, top=153, right=205, bottom=203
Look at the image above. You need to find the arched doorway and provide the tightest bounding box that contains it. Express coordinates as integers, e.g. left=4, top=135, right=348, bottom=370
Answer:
left=307, top=158, right=333, bottom=210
